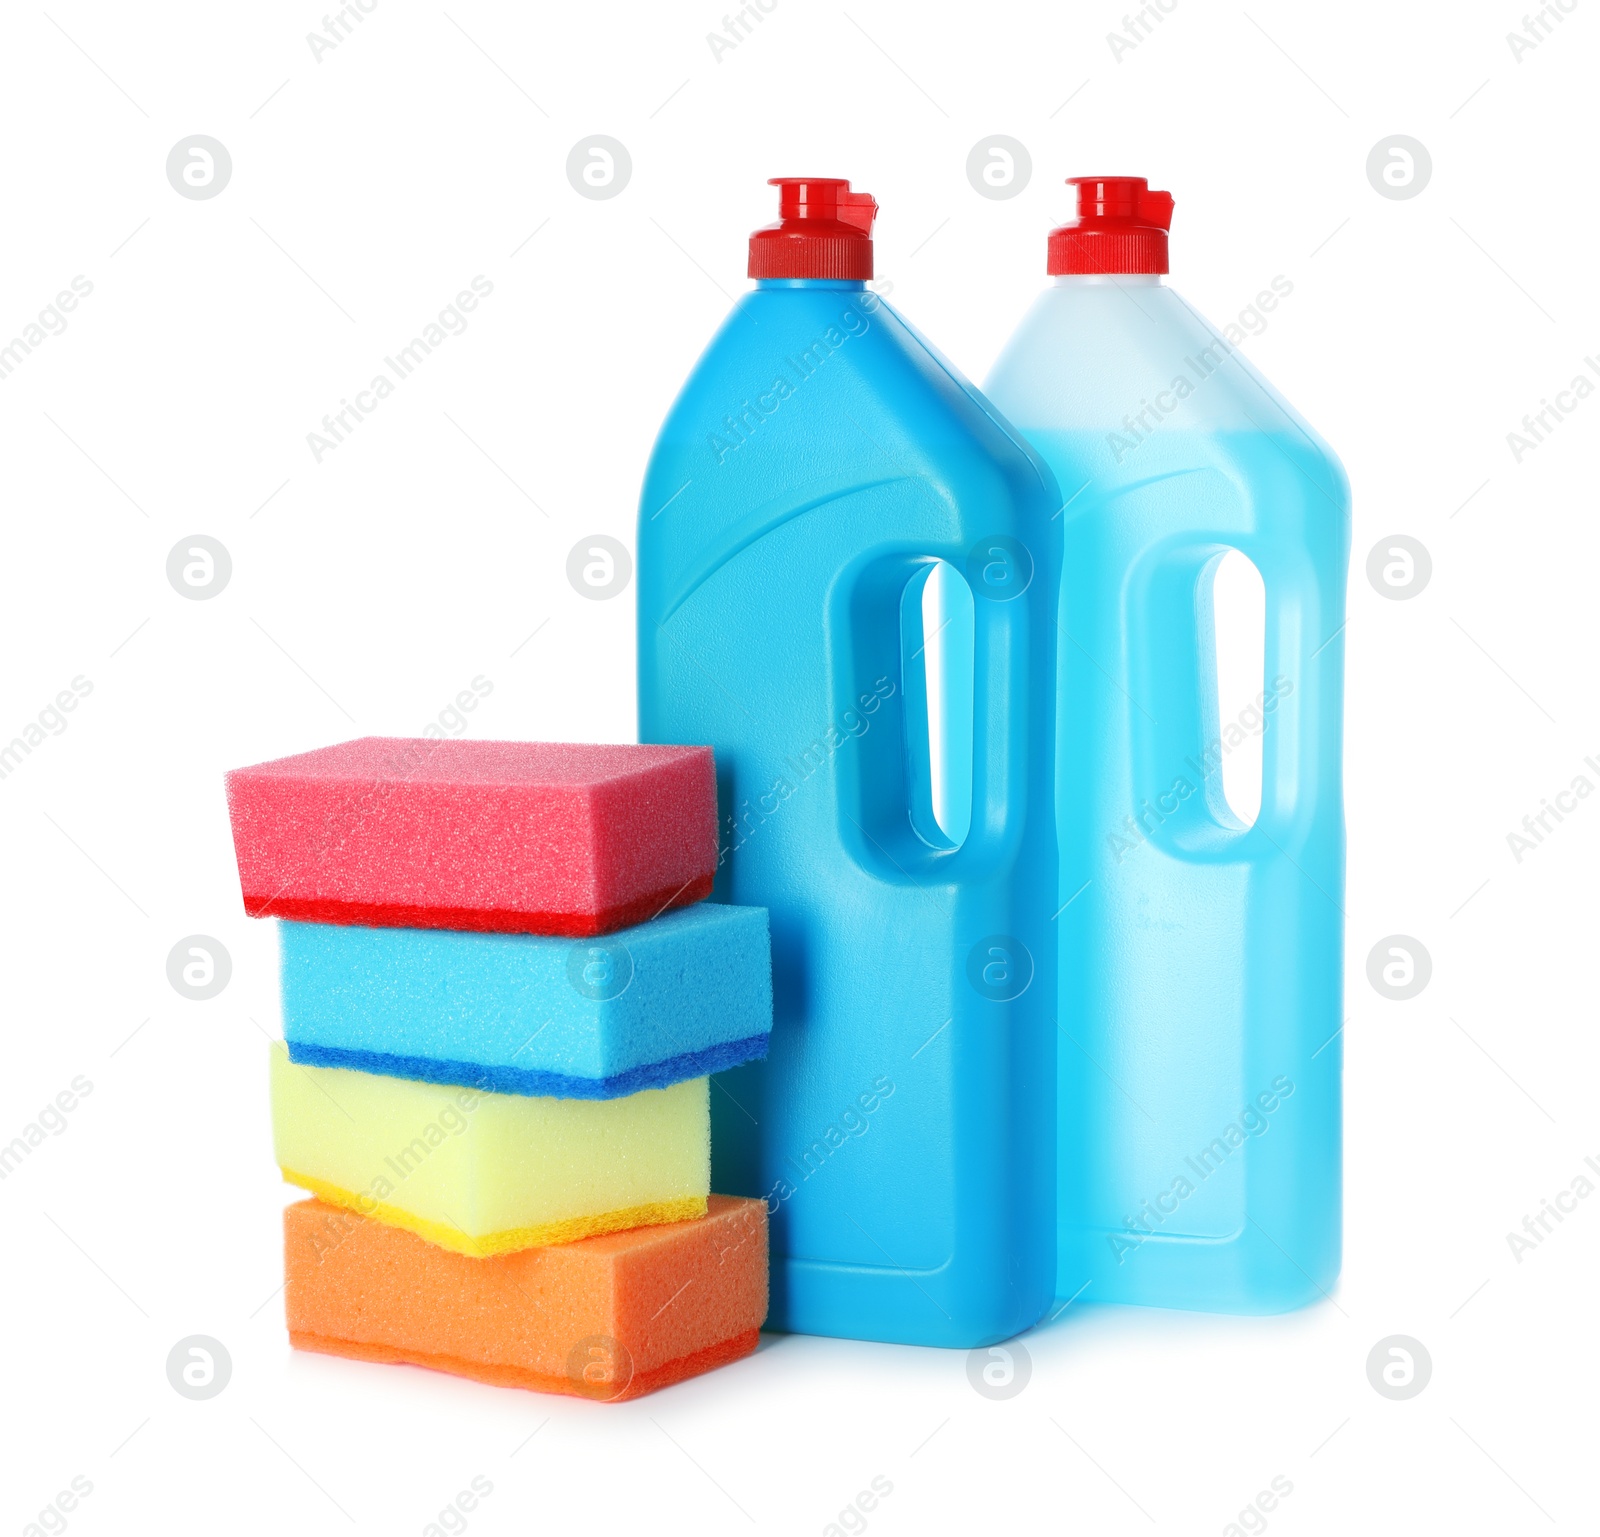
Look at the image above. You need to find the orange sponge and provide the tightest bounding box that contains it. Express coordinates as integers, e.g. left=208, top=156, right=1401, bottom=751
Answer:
left=285, top=1194, right=767, bottom=1400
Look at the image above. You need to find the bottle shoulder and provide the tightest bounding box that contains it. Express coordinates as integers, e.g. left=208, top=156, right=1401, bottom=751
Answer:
left=985, top=283, right=1348, bottom=520
left=989, top=284, right=1339, bottom=456
left=641, top=289, right=1059, bottom=527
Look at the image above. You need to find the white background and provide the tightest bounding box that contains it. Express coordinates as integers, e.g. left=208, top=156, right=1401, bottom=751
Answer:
left=2, top=2, right=1595, bottom=1533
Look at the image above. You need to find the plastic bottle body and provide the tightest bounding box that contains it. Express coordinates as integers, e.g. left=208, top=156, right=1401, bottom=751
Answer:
left=639, top=280, right=1061, bottom=1345
left=986, top=277, right=1349, bottom=1312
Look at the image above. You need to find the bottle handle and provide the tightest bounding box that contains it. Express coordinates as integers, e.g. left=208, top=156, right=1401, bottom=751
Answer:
left=1128, top=532, right=1341, bottom=857
left=839, top=545, right=1034, bottom=880
left=1251, top=542, right=1343, bottom=840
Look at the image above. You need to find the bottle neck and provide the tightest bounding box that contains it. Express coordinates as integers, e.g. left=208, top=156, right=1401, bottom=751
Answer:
left=754, top=278, right=867, bottom=291
left=1049, top=273, right=1165, bottom=287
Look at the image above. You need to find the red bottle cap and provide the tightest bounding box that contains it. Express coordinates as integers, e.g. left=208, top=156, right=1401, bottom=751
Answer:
left=749, top=178, right=877, bottom=281
left=1048, top=176, right=1174, bottom=275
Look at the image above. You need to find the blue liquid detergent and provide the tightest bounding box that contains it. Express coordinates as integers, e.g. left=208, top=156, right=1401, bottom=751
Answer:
left=637, top=179, right=1062, bottom=1346
left=985, top=178, right=1350, bottom=1313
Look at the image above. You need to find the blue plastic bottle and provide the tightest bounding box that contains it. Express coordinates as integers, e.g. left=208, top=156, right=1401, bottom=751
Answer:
left=985, top=177, right=1350, bottom=1313
left=637, top=179, right=1061, bottom=1346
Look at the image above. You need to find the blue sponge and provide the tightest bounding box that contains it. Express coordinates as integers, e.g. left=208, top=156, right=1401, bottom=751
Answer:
left=279, top=904, right=771, bottom=1098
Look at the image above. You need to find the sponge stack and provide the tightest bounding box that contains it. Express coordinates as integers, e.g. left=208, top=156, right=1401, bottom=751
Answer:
left=227, top=737, right=771, bottom=1400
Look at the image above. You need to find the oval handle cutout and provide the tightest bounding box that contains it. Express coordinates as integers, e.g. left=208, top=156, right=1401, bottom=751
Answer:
left=1207, top=548, right=1267, bottom=828
left=901, top=559, right=974, bottom=849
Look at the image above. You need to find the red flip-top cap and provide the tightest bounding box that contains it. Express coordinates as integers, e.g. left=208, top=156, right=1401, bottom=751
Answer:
left=1048, top=176, right=1174, bottom=275
left=749, top=178, right=877, bottom=281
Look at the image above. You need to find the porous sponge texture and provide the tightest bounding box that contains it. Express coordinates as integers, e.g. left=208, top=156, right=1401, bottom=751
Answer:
left=285, top=1194, right=767, bottom=1399
left=226, top=738, right=717, bottom=936
left=286, top=1038, right=761, bottom=1101
left=279, top=904, right=772, bottom=1097
left=269, top=1042, right=709, bottom=1256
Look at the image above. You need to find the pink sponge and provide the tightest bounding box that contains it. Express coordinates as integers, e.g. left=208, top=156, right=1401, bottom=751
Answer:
left=226, top=738, right=717, bottom=936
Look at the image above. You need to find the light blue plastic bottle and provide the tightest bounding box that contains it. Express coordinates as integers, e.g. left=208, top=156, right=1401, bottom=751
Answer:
left=985, top=177, right=1350, bottom=1313
left=637, top=179, right=1061, bottom=1346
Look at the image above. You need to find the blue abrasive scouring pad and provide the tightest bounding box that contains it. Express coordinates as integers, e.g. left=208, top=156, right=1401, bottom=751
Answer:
left=279, top=903, right=771, bottom=1098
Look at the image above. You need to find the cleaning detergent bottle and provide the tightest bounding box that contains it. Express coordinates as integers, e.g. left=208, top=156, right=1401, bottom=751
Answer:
left=637, top=179, right=1061, bottom=1346
left=985, top=177, right=1349, bottom=1313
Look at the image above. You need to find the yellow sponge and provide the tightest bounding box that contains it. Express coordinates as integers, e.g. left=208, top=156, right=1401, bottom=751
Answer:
left=268, top=1042, right=708, bottom=1256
